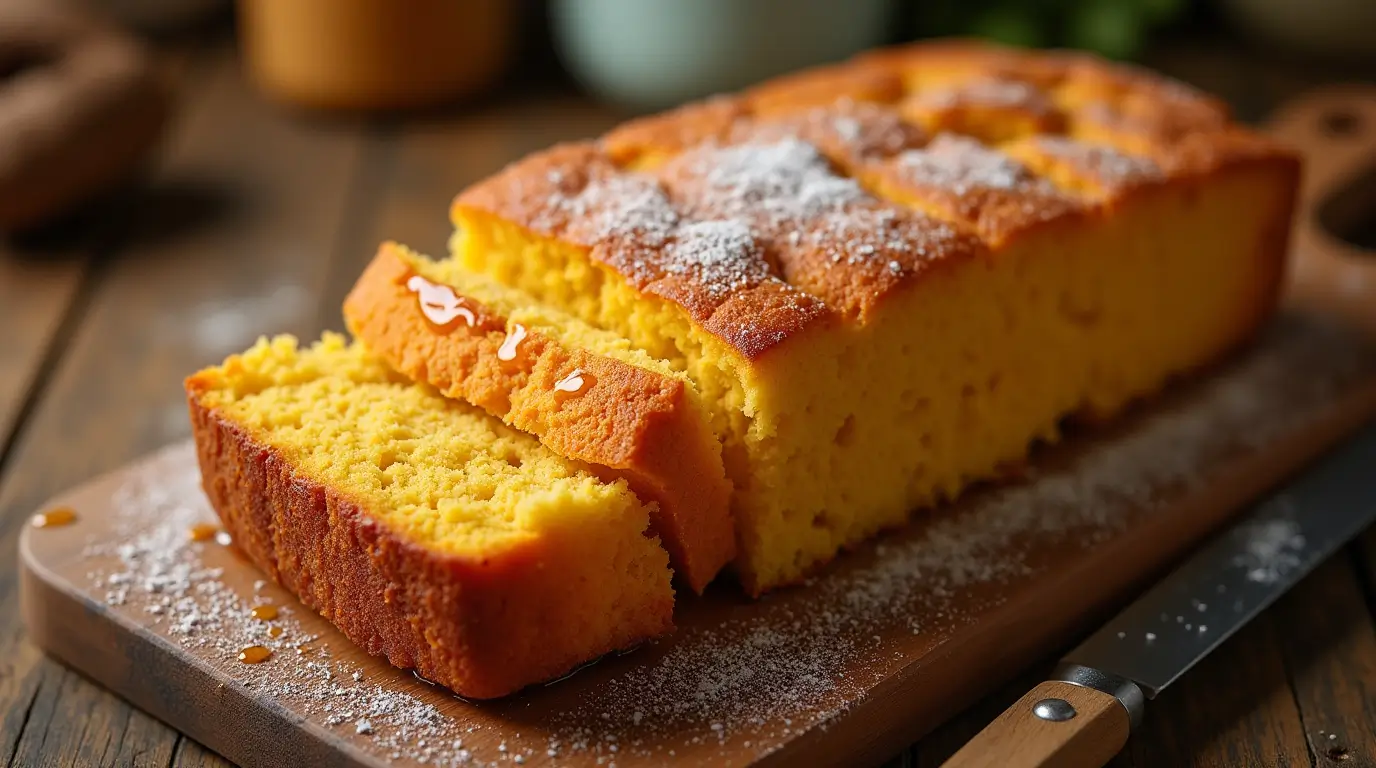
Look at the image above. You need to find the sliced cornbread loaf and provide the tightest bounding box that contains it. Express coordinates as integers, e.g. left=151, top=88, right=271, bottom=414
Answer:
left=185, top=334, right=673, bottom=698
left=342, top=241, right=733, bottom=592
left=447, top=41, right=1298, bottom=594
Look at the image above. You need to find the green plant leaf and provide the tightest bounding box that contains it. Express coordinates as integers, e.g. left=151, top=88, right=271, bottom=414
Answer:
left=969, top=6, right=1048, bottom=48
left=1066, top=2, right=1145, bottom=58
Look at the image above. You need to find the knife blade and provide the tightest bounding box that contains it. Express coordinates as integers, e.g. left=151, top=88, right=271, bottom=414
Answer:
left=944, top=419, right=1376, bottom=768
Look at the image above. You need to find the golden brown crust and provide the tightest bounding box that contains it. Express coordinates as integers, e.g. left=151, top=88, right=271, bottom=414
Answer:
left=185, top=382, right=674, bottom=699
left=452, top=40, right=1299, bottom=363
left=343, top=243, right=735, bottom=592
left=742, top=59, right=905, bottom=114
left=454, top=146, right=834, bottom=360
left=900, top=77, right=1065, bottom=142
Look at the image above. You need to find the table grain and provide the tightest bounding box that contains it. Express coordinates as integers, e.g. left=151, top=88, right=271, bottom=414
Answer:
left=1, top=40, right=1374, bottom=768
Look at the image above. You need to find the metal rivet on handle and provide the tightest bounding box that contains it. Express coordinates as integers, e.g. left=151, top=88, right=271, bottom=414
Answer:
left=1033, top=698, right=1077, bottom=722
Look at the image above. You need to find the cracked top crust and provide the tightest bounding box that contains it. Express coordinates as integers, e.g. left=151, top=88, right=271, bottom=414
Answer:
left=453, top=40, right=1296, bottom=361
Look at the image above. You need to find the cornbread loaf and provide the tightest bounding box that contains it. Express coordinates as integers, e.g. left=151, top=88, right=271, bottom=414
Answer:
left=342, top=241, right=733, bottom=592
left=441, top=41, right=1298, bottom=594
left=185, top=334, right=673, bottom=698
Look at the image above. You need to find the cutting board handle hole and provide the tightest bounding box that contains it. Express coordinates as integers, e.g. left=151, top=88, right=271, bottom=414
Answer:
left=1319, top=108, right=1364, bottom=139
left=1316, top=164, right=1376, bottom=254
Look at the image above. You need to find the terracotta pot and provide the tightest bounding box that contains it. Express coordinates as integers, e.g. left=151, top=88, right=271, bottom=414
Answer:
left=238, top=0, right=515, bottom=111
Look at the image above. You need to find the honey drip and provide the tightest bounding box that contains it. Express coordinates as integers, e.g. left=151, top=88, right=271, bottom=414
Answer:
left=251, top=604, right=279, bottom=621
left=497, top=323, right=527, bottom=361
left=238, top=645, right=272, bottom=664
left=553, top=368, right=587, bottom=394
left=406, top=275, right=475, bottom=329
left=268, top=626, right=283, bottom=638
left=188, top=523, right=221, bottom=542
left=30, top=507, right=77, bottom=528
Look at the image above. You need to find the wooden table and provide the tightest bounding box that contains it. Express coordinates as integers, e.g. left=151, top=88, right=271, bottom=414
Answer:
left=1, top=40, right=1374, bottom=768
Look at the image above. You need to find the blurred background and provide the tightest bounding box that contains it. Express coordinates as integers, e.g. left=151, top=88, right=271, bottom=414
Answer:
left=1, top=0, right=1374, bottom=243
left=0, top=0, right=1373, bottom=452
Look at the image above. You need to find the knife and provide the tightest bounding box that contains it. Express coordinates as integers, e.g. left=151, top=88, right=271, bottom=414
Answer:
left=943, top=419, right=1376, bottom=768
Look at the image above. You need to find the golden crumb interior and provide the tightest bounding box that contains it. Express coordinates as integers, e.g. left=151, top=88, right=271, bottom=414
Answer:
left=188, top=333, right=661, bottom=558
left=399, top=244, right=686, bottom=384
left=450, top=220, right=757, bottom=475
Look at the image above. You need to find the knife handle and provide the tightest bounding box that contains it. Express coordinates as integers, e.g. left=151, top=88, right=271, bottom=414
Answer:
left=942, top=680, right=1130, bottom=768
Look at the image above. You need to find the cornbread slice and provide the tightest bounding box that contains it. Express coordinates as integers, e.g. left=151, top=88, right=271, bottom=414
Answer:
left=342, top=241, right=733, bottom=592
left=448, top=41, right=1298, bottom=594
left=185, top=334, right=673, bottom=698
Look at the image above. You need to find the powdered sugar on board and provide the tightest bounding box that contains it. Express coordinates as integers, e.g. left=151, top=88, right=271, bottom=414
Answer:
left=31, top=313, right=1376, bottom=767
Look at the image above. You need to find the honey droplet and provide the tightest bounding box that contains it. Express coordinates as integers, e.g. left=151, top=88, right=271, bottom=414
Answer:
left=214, top=531, right=233, bottom=546
left=268, top=626, right=283, bottom=638
left=188, top=523, right=221, bottom=542
left=238, top=645, right=272, bottom=664
left=406, top=275, right=475, bottom=330
left=497, top=323, right=527, bottom=362
left=553, top=368, right=588, bottom=394
left=251, top=604, right=279, bottom=621
left=31, top=507, right=77, bottom=528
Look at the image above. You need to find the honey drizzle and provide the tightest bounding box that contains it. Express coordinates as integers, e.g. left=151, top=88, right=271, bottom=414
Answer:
left=30, top=507, right=77, bottom=528
left=497, top=323, right=527, bottom=361
left=553, top=368, right=587, bottom=394
left=250, top=604, right=279, bottom=621
left=238, top=645, right=272, bottom=664
left=405, top=274, right=476, bottom=330
left=188, top=522, right=221, bottom=542
left=268, top=626, right=283, bottom=638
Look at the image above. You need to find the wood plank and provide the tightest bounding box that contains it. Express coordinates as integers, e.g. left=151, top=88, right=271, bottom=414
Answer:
left=7, top=666, right=177, bottom=768
left=18, top=312, right=1376, bottom=768
left=0, top=242, right=89, bottom=459
left=1273, top=554, right=1376, bottom=768
left=0, top=45, right=371, bottom=767
left=1114, top=615, right=1310, bottom=768
left=173, top=736, right=237, bottom=768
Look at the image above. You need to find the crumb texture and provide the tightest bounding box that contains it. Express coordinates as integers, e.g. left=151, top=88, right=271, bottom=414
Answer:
left=343, top=244, right=734, bottom=592
left=185, top=333, right=673, bottom=698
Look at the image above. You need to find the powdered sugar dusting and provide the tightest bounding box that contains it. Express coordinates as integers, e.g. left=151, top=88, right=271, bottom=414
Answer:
left=691, top=139, right=867, bottom=226
left=83, top=458, right=486, bottom=765
left=60, top=315, right=1376, bottom=766
left=663, top=219, right=772, bottom=298
left=1234, top=514, right=1307, bottom=585
left=909, top=77, right=1054, bottom=115
left=1030, top=136, right=1164, bottom=189
left=546, top=172, right=680, bottom=249
left=736, top=99, right=925, bottom=162
left=897, top=134, right=1055, bottom=196
left=664, top=138, right=973, bottom=280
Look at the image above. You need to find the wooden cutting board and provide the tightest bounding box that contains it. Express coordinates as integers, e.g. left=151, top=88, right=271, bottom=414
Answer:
left=19, top=89, right=1376, bottom=768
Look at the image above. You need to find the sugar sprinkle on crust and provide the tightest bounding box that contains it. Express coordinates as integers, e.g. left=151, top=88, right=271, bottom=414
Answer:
left=909, top=77, right=1055, bottom=115
left=454, top=41, right=1291, bottom=361
left=1023, top=135, right=1164, bottom=193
